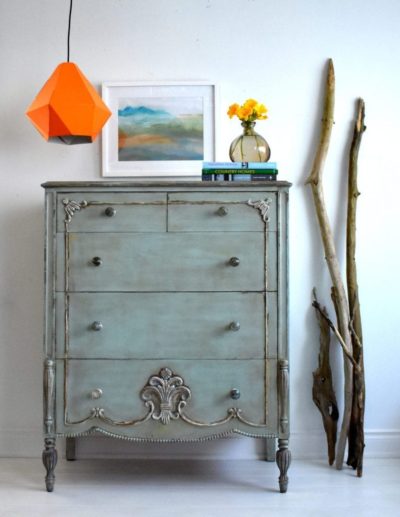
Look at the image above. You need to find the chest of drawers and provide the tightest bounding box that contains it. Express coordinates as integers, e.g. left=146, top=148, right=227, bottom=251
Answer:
left=42, top=181, right=291, bottom=492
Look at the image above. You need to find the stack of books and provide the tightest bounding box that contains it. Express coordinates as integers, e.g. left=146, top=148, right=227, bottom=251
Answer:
left=202, top=162, right=278, bottom=181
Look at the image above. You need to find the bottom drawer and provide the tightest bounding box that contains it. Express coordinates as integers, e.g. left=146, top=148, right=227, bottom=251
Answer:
left=56, top=359, right=277, bottom=440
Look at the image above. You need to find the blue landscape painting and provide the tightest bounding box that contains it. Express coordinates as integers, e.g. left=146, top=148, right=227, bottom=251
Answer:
left=118, top=97, right=204, bottom=161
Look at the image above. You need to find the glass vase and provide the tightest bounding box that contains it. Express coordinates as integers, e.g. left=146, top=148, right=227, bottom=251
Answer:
left=229, top=121, right=271, bottom=162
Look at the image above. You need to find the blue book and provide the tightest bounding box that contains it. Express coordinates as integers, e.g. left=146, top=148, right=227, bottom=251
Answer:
left=214, top=174, right=226, bottom=181
left=203, top=161, right=277, bottom=170
left=232, top=174, right=277, bottom=181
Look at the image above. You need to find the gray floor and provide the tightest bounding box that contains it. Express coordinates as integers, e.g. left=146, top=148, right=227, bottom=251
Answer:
left=0, top=458, right=399, bottom=516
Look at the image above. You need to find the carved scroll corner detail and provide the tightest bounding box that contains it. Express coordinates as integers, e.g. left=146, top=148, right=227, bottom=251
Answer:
left=62, top=198, right=88, bottom=223
left=247, top=198, right=271, bottom=223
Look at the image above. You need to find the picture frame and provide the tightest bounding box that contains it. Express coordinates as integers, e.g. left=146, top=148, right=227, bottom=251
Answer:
left=102, top=82, right=216, bottom=177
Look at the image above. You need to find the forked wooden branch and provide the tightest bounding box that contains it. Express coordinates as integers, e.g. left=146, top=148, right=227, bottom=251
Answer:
left=306, top=59, right=353, bottom=469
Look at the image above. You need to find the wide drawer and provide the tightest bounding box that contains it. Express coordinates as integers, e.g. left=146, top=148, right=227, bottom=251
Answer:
left=168, top=192, right=276, bottom=232
left=56, top=292, right=277, bottom=359
left=59, top=359, right=269, bottom=432
left=57, top=193, right=167, bottom=232
left=57, top=232, right=276, bottom=292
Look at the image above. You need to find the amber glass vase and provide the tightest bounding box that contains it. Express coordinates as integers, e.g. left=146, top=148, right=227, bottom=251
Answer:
left=229, top=121, right=271, bottom=162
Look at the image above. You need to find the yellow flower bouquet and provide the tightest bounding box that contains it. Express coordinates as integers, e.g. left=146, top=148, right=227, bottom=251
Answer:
left=227, top=98, right=268, bottom=122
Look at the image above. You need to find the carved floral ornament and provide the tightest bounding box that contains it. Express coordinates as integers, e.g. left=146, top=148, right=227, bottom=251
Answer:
left=142, top=367, right=191, bottom=425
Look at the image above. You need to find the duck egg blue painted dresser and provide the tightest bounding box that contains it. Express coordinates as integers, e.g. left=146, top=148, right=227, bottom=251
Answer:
left=42, top=181, right=291, bottom=492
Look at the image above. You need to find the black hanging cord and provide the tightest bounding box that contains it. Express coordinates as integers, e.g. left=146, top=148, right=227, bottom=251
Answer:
left=67, top=0, right=73, bottom=62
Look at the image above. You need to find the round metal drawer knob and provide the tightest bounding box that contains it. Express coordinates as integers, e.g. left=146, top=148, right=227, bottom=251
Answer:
left=230, top=388, right=241, bottom=400
left=217, top=206, right=228, bottom=216
left=91, top=321, right=103, bottom=331
left=229, top=321, right=241, bottom=332
left=105, top=207, right=116, bottom=217
left=90, top=388, right=103, bottom=400
left=229, top=257, right=240, bottom=267
left=91, top=256, right=102, bottom=267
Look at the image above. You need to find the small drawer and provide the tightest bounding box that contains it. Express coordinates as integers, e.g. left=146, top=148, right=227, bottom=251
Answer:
left=57, top=193, right=167, bottom=232
left=168, top=192, right=276, bottom=232
left=56, top=292, right=276, bottom=359
left=59, top=359, right=268, bottom=434
left=57, top=232, right=274, bottom=292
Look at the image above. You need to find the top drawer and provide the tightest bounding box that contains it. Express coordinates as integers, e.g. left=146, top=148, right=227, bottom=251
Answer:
left=168, top=192, right=276, bottom=232
left=57, top=193, right=167, bottom=232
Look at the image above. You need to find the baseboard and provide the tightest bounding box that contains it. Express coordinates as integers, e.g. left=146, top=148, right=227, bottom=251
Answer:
left=289, top=429, right=400, bottom=460
left=1, top=428, right=399, bottom=459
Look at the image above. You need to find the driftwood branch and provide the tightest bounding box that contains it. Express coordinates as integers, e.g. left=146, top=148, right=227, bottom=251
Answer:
left=349, top=315, right=363, bottom=353
left=306, top=59, right=354, bottom=469
left=312, top=299, right=360, bottom=372
left=305, top=59, right=335, bottom=189
left=312, top=289, right=339, bottom=465
left=346, top=98, right=366, bottom=477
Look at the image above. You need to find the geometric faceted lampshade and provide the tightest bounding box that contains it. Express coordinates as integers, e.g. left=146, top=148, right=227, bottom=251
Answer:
left=26, top=62, right=111, bottom=145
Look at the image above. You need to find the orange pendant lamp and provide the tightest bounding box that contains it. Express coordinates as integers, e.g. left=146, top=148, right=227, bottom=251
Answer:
left=26, top=0, right=111, bottom=144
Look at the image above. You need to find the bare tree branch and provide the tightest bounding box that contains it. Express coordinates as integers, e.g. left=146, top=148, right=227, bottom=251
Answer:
left=306, top=59, right=354, bottom=469
left=346, top=98, right=366, bottom=477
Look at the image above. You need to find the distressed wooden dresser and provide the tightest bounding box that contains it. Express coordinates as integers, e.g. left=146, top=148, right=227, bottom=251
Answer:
left=42, top=181, right=291, bottom=492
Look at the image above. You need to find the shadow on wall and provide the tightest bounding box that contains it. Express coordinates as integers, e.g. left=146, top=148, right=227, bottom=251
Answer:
left=0, top=201, right=44, bottom=430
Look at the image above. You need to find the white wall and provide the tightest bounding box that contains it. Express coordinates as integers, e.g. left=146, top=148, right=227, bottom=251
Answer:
left=0, top=0, right=399, bottom=460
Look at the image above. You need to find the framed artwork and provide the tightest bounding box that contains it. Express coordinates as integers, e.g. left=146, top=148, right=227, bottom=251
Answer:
left=102, top=82, right=216, bottom=177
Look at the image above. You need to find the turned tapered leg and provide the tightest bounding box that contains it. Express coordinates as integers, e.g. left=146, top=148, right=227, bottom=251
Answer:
left=276, top=438, right=291, bottom=493
left=66, top=437, right=76, bottom=461
left=42, top=437, right=58, bottom=492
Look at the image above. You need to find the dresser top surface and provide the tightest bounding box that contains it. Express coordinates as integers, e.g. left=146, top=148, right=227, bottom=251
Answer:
left=42, top=180, right=292, bottom=191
